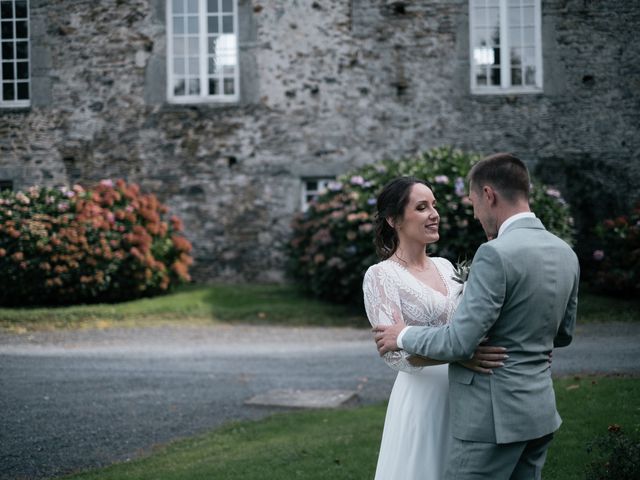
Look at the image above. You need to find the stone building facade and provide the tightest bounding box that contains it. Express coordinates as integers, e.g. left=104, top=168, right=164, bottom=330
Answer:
left=1, top=0, right=639, bottom=281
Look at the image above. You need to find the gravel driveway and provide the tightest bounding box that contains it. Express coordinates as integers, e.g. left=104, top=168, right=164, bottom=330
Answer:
left=1, top=322, right=639, bottom=480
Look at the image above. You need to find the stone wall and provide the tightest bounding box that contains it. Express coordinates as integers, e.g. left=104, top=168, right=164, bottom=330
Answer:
left=1, top=0, right=638, bottom=281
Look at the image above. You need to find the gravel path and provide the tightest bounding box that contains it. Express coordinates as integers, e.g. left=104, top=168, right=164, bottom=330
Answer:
left=1, top=322, right=639, bottom=480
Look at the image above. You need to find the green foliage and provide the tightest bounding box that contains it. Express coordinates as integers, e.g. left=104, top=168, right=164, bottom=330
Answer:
left=0, top=180, right=193, bottom=306
left=288, top=147, right=575, bottom=303
left=585, top=425, right=640, bottom=480
left=584, top=202, right=640, bottom=298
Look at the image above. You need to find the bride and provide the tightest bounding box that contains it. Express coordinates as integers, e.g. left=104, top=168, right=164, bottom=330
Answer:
left=363, top=177, right=507, bottom=479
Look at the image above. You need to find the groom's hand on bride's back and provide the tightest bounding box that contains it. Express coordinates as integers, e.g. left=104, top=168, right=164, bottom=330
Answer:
left=373, top=323, right=405, bottom=355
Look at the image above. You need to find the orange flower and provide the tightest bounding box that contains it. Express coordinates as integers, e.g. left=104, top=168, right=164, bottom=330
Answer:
left=171, top=235, right=192, bottom=252
left=0, top=248, right=5, bottom=257
left=11, top=251, right=24, bottom=262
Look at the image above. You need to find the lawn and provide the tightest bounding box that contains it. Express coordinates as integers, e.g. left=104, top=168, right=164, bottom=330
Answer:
left=0, top=283, right=367, bottom=332
left=57, top=376, right=640, bottom=480
left=1, top=282, right=638, bottom=332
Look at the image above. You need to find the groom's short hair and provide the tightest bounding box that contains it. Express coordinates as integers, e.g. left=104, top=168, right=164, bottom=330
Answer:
left=468, top=153, right=530, bottom=202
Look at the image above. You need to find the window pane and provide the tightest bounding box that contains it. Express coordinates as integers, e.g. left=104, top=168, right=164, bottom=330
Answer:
left=209, top=78, right=219, bottom=95
left=223, top=64, right=234, bottom=75
left=473, top=46, right=495, bottom=66
left=208, top=15, right=218, bottom=33
left=187, top=78, right=199, bottom=94
left=208, top=57, right=218, bottom=74
left=16, top=61, right=27, bottom=78
left=187, top=37, right=199, bottom=55
left=15, top=1, right=27, bottom=18
left=222, top=15, right=233, bottom=33
left=187, top=16, right=198, bottom=33
left=208, top=0, right=219, bottom=13
left=187, top=0, right=198, bottom=14
left=173, top=16, right=184, bottom=34
left=173, top=37, right=185, bottom=55
left=208, top=35, right=218, bottom=54
left=510, top=47, right=522, bottom=65
left=174, top=57, right=185, bottom=74
left=509, top=27, right=522, bottom=47
left=306, top=180, right=318, bottom=191
left=486, top=7, right=499, bottom=30
left=16, top=41, right=26, bottom=58
left=15, top=20, right=27, bottom=38
left=172, top=0, right=184, bottom=14
left=523, top=6, right=534, bottom=25
left=1, top=21, right=13, bottom=39
left=523, top=47, right=535, bottom=67
left=490, top=67, right=500, bottom=86
left=508, top=7, right=520, bottom=27
left=173, top=78, right=185, bottom=95
left=511, top=67, right=522, bottom=85
left=223, top=77, right=234, bottom=94
left=523, top=27, right=534, bottom=46
left=222, top=0, right=233, bottom=13
left=2, top=41, right=12, bottom=59
left=2, top=61, right=13, bottom=79
left=476, top=67, right=487, bottom=86
left=3, top=81, right=14, bottom=100
left=476, top=28, right=495, bottom=47
left=188, top=56, right=199, bottom=75
left=524, top=65, right=536, bottom=85
left=0, top=2, right=12, bottom=19
left=16, top=81, right=27, bottom=99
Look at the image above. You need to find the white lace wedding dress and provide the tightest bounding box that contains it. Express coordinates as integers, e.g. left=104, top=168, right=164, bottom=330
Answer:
left=363, top=257, right=462, bottom=480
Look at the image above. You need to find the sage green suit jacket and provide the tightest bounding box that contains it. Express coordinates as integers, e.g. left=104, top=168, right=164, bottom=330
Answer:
left=402, top=217, right=579, bottom=444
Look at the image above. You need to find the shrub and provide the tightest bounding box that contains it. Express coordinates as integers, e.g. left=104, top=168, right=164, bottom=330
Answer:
left=584, top=202, right=640, bottom=297
left=288, top=147, right=575, bottom=303
left=585, top=424, right=640, bottom=480
left=0, top=180, right=193, bottom=307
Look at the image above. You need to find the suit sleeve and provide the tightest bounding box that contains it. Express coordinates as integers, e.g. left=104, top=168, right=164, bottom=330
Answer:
left=401, top=243, right=506, bottom=361
left=362, top=268, right=424, bottom=372
left=554, top=258, right=579, bottom=347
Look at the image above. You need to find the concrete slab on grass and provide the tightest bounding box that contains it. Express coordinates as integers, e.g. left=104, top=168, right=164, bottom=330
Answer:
left=245, top=389, right=359, bottom=409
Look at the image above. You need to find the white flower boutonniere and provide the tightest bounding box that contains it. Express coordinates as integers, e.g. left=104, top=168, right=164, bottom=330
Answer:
left=451, top=258, right=471, bottom=295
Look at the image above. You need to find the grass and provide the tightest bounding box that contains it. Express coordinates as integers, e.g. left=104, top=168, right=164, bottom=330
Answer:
left=1, top=282, right=638, bottom=333
left=57, top=376, right=640, bottom=480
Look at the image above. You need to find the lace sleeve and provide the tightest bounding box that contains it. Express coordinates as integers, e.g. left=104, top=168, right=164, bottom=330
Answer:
left=363, top=266, right=424, bottom=373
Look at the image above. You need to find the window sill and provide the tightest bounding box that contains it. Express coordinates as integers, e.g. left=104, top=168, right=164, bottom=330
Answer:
left=470, top=87, right=543, bottom=96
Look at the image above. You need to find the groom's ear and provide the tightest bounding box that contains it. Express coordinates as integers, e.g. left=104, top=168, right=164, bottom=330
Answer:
left=483, top=185, right=497, bottom=205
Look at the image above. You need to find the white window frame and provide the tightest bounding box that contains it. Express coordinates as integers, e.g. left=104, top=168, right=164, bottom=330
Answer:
left=301, top=178, right=334, bottom=212
left=0, top=0, right=30, bottom=108
left=469, top=0, right=543, bottom=95
left=166, top=0, right=239, bottom=104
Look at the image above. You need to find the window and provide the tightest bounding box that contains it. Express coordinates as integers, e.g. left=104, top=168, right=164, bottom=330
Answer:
left=469, top=0, right=542, bottom=94
left=301, top=178, right=335, bottom=212
left=167, top=0, right=239, bottom=104
left=0, top=179, right=13, bottom=191
left=0, top=0, right=30, bottom=108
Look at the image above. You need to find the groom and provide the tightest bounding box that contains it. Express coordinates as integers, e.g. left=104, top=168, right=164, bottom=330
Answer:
left=373, top=153, right=579, bottom=479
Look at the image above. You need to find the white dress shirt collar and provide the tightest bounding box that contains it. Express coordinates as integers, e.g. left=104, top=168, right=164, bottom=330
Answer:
left=497, top=212, right=536, bottom=238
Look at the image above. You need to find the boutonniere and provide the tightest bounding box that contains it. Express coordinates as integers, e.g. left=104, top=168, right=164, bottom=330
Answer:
left=451, top=258, right=471, bottom=295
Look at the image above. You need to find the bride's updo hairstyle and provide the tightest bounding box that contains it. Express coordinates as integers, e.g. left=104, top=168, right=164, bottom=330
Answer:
left=374, top=176, right=433, bottom=260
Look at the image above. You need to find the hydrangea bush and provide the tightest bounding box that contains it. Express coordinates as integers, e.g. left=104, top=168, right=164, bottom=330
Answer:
left=585, top=202, right=640, bottom=297
left=288, top=147, right=575, bottom=303
left=0, top=180, right=193, bottom=306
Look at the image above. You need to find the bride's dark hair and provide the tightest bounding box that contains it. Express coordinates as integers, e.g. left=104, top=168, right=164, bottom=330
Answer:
left=374, top=176, right=433, bottom=259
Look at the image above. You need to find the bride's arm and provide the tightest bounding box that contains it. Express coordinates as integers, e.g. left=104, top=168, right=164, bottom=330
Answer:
left=363, top=267, right=427, bottom=372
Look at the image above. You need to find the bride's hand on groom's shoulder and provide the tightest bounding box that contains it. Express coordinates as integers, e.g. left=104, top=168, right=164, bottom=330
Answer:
left=460, top=341, right=508, bottom=374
